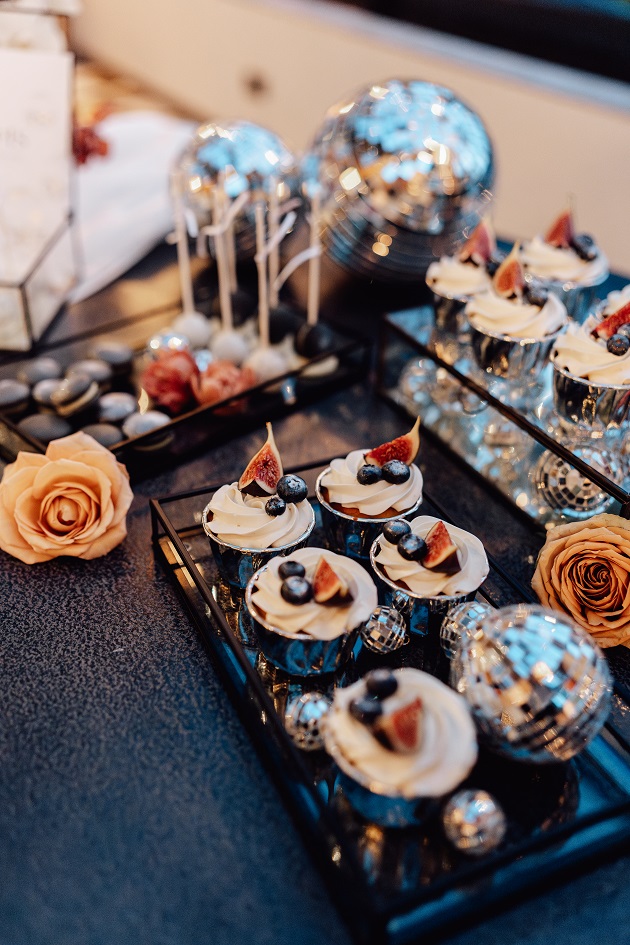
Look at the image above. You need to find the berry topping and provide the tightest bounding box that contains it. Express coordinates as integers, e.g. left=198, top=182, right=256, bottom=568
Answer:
left=265, top=495, right=286, bottom=516
left=397, top=534, right=428, bottom=561
left=349, top=696, right=383, bottom=725
left=458, top=219, right=496, bottom=266
left=607, top=334, right=630, bottom=357
left=365, top=669, right=398, bottom=699
left=312, top=555, right=352, bottom=605
left=571, top=232, right=597, bottom=261
left=374, top=696, right=424, bottom=753
left=280, top=576, right=313, bottom=605
left=364, top=417, right=420, bottom=467
left=591, top=301, right=630, bottom=341
left=278, top=560, right=306, bottom=580
left=544, top=209, right=575, bottom=249
left=422, top=521, right=461, bottom=574
left=523, top=281, right=549, bottom=308
left=382, top=519, right=411, bottom=544
left=239, top=422, right=283, bottom=495
left=381, top=460, right=410, bottom=484
left=492, top=244, right=524, bottom=299
left=356, top=464, right=383, bottom=485
left=276, top=474, right=308, bottom=503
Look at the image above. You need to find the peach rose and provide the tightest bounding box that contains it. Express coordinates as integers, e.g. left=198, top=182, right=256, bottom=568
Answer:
left=0, top=431, right=133, bottom=564
left=532, top=512, right=630, bottom=647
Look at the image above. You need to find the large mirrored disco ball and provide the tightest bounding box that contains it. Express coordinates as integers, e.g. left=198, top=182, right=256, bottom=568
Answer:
left=451, top=604, right=612, bottom=763
left=304, top=79, right=495, bottom=282
left=176, top=119, right=299, bottom=258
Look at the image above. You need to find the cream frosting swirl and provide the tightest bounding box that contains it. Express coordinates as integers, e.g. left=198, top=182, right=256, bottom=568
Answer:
left=319, top=451, right=423, bottom=518
left=465, top=290, right=568, bottom=340
left=521, top=235, right=608, bottom=286
left=426, top=256, right=491, bottom=299
left=324, top=668, right=478, bottom=798
left=373, top=515, right=489, bottom=597
left=551, top=315, right=630, bottom=385
left=602, top=283, right=630, bottom=315
left=247, top=547, right=377, bottom=640
left=206, top=482, right=314, bottom=550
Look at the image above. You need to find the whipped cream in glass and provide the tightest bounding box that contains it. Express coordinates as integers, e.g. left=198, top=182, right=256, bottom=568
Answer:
left=247, top=547, right=377, bottom=640
left=551, top=315, right=630, bottom=385
left=372, top=515, right=489, bottom=597
left=206, top=482, right=314, bottom=550
left=465, top=291, right=568, bottom=341
left=324, top=668, right=478, bottom=799
left=319, top=450, right=423, bottom=519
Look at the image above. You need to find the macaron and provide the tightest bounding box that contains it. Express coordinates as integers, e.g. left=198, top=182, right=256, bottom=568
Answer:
left=81, top=423, right=123, bottom=448
left=16, top=356, right=63, bottom=386
left=0, top=379, right=30, bottom=417
left=66, top=358, right=113, bottom=386
left=18, top=413, right=72, bottom=444
left=89, top=339, right=134, bottom=376
left=98, top=391, right=138, bottom=424
left=49, top=372, right=100, bottom=418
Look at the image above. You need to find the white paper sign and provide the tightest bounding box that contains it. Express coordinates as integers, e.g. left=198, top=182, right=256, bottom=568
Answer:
left=0, top=45, right=73, bottom=284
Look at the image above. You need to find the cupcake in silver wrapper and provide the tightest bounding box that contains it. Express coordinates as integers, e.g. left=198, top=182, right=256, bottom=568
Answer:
left=244, top=547, right=377, bottom=676
left=469, top=320, right=565, bottom=397
left=535, top=278, right=607, bottom=324
left=369, top=516, right=489, bottom=637
left=425, top=218, right=496, bottom=332
left=323, top=668, right=478, bottom=828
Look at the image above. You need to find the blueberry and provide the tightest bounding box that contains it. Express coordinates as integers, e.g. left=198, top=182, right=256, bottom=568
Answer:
left=571, top=233, right=597, bottom=261
left=365, top=669, right=398, bottom=699
left=280, top=576, right=313, bottom=605
left=382, top=519, right=411, bottom=544
left=607, top=333, right=630, bottom=357
left=486, top=252, right=506, bottom=277
left=349, top=696, right=383, bottom=725
left=356, top=464, right=383, bottom=485
left=616, top=324, right=630, bottom=340
left=265, top=495, right=286, bottom=516
left=276, top=474, right=308, bottom=503
left=278, top=559, right=306, bottom=580
left=524, top=281, right=549, bottom=308
left=381, top=460, right=410, bottom=484
left=397, top=534, right=428, bottom=561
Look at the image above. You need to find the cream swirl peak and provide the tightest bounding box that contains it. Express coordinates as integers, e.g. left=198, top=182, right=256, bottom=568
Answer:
left=206, top=483, right=314, bottom=549
left=248, top=547, right=377, bottom=640
left=466, top=290, right=568, bottom=341
left=318, top=419, right=423, bottom=519
left=521, top=209, right=608, bottom=286
left=373, top=515, right=489, bottom=597
left=324, top=668, right=477, bottom=798
left=551, top=314, right=630, bottom=385
left=426, top=256, right=491, bottom=299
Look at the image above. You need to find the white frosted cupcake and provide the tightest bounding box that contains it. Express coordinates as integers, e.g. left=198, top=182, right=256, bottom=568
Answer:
left=316, top=419, right=424, bottom=559
left=370, top=515, right=489, bottom=636
left=245, top=547, right=377, bottom=675
left=202, top=423, right=315, bottom=587
left=425, top=219, right=495, bottom=329
left=323, top=667, right=478, bottom=826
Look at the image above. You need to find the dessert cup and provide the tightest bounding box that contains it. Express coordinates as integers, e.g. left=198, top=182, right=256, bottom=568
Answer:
left=323, top=668, right=478, bottom=827
left=244, top=547, right=377, bottom=675
left=369, top=516, right=489, bottom=637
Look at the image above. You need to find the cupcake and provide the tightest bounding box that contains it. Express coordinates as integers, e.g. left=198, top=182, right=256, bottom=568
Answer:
left=202, top=423, right=315, bottom=587
left=550, top=292, right=630, bottom=436
left=245, top=547, right=377, bottom=675
left=425, top=219, right=496, bottom=328
left=370, top=516, right=489, bottom=636
left=315, top=419, right=424, bottom=559
left=323, top=667, right=478, bottom=827
left=520, top=208, right=608, bottom=320
left=466, top=245, right=568, bottom=404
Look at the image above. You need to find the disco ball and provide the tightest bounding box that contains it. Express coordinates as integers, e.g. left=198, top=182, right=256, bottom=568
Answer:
left=451, top=604, right=612, bottom=763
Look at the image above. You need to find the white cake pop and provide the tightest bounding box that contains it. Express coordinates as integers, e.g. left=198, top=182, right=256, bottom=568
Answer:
left=210, top=329, right=250, bottom=365
left=171, top=312, right=213, bottom=348
left=243, top=345, right=289, bottom=384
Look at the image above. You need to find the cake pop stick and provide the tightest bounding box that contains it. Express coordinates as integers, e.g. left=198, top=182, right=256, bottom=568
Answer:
left=170, top=169, right=202, bottom=317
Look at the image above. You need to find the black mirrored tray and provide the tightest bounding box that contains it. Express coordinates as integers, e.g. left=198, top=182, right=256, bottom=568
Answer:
left=150, top=460, right=630, bottom=945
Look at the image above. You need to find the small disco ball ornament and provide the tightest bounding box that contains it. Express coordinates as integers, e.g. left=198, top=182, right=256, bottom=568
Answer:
left=360, top=606, right=408, bottom=654
left=176, top=119, right=299, bottom=258
left=451, top=604, right=612, bottom=763
left=440, top=600, right=493, bottom=660
left=443, top=789, right=507, bottom=856
left=146, top=331, right=191, bottom=358
left=533, top=446, right=621, bottom=518
left=285, top=691, right=332, bottom=751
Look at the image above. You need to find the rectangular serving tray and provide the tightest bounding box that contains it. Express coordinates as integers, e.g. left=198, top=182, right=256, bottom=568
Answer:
left=150, top=460, right=630, bottom=945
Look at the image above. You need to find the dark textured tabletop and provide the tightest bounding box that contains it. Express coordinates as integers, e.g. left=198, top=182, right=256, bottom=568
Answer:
left=1, top=249, right=629, bottom=945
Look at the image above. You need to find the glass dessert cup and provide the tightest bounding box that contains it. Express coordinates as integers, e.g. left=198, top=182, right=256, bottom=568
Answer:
left=201, top=502, right=315, bottom=589
left=315, top=468, right=423, bottom=560
left=552, top=362, right=630, bottom=442
left=525, top=272, right=608, bottom=324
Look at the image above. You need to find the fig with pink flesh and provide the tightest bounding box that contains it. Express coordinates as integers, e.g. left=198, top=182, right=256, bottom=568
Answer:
left=544, top=209, right=575, bottom=248
left=492, top=244, right=524, bottom=299
left=238, top=422, right=283, bottom=494
left=591, top=301, right=630, bottom=341
left=374, top=696, right=424, bottom=753
left=421, top=521, right=461, bottom=574
left=312, top=556, right=352, bottom=605
left=364, top=417, right=420, bottom=468
left=459, top=219, right=496, bottom=266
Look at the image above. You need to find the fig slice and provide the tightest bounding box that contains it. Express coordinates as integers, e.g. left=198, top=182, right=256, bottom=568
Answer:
left=364, top=417, right=420, bottom=468
left=459, top=219, right=496, bottom=266
left=238, top=421, right=283, bottom=494
left=544, top=208, right=575, bottom=248
left=591, top=301, right=630, bottom=341
left=374, top=696, right=424, bottom=753
left=312, top=555, right=352, bottom=605
left=492, top=243, right=524, bottom=299
left=422, top=520, right=461, bottom=574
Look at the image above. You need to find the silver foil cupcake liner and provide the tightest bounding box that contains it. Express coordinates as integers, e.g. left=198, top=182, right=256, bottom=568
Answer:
left=315, top=469, right=423, bottom=560
left=244, top=566, right=359, bottom=676
left=201, top=503, right=315, bottom=589
left=469, top=322, right=563, bottom=384
left=333, top=769, right=438, bottom=828
left=431, top=291, right=469, bottom=333
left=538, top=274, right=608, bottom=324
left=552, top=363, right=630, bottom=436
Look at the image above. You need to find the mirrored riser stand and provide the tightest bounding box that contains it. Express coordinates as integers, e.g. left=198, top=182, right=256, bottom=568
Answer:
left=378, top=306, right=630, bottom=528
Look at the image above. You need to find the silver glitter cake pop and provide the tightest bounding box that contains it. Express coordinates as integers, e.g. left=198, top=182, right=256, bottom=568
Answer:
left=451, top=604, right=612, bottom=763
left=285, top=691, right=331, bottom=751
left=443, top=789, right=506, bottom=856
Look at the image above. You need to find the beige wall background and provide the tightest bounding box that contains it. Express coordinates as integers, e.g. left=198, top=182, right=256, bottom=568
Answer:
left=72, top=0, right=630, bottom=274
